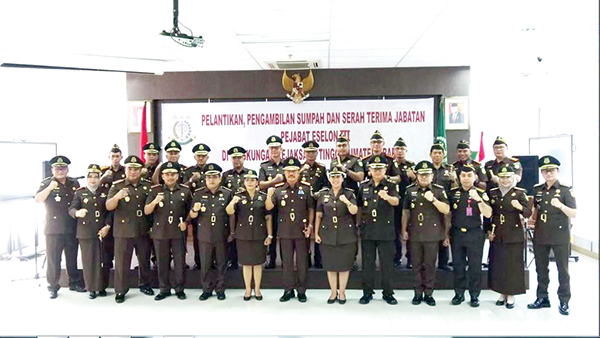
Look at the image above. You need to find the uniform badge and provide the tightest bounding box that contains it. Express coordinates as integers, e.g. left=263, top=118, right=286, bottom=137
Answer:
left=258, top=196, right=263, bottom=201
left=383, top=186, right=388, bottom=191
left=125, top=196, right=130, bottom=202
left=83, top=198, right=89, bottom=204
left=281, top=200, right=286, bottom=206
left=364, top=201, right=368, bottom=207
left=556, top=189, right=561, bottom=194
left=453, top=203, right=457, bottom=209
left=569, top=189, right=575, bottom=198
left=72, top=186, right=76, bottom=190
left=410, top=203, right=415, bottom=209
left=181, top=193, right=185, bottom=196
left=491, top=199, right=495, bottom=204
left=242, top=199, right=247, bottom=205
left=159, top=202, right=164, bottom=207
left=482, top=193, right=489, bottom=201
left=511, top=192, right=516, bottom=197
left=54, top=195, right=61, bottom=202
left=100, top=193, right=106, bottom=198
left=143, top=186, right=147, bottom=190
left=200, top=206, right=207, bottom=212
left=324, top=198, right=329, bottom=203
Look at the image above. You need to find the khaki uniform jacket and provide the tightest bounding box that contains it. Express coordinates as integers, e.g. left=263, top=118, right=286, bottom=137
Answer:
left=37, top=177, right=80, bottom=235
left=358, top=178, right=399, bottom=241
left=487, top=187, right=532, bottom=243
left=146, top=183, right=193, bottom=240
left=69, top=186, right=109, bottom=239
left=316, top=187, right=358, bottom=246
left=192, top=187, right=233, bottom=243
left=403, top=183, right=448, bottom=242
left=532, top=181, right=576, bottom=245
left=107, top=178, right=152, bottom=238
left=232, top=190, right=269, bottom=241
left=271, top=181, right=314, bottom=239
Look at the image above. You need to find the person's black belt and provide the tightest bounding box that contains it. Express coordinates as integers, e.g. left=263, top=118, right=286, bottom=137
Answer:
left=453, top=226, right=482, bottom=233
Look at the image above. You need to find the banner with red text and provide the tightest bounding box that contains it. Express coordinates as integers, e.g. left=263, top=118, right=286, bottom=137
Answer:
left=160, top=98, right=434, bottom=171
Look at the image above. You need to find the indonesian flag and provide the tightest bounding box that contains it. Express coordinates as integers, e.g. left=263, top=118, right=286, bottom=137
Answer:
left=478, top=131, right=485, bottom=162
left=140, top=101, right=148, bottom=163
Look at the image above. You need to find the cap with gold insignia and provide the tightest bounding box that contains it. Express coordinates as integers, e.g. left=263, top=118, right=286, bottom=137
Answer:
left=457, top=140, right=470, bottom=150
left=394, top=137, right=407, bottom=148
left=430, top=142, right=445, bottom=153
left=227, top=146, right=246, bottom=157
left=165, top=140, right=182, bottom=152
left=142, top=142, right=160, bottom=154
left=162, top=161, right=181, bottom=174
left=327, top=166, right=346, bottom=177
left=266, top=135, right=283, bottom=147
left=336, top=135, right=349, bottom=144
left=493, top=136, right=507, bottom=147
left=415, top=160, right=434, bottom=174
left=87, top=164, right=102, bottom=174
left=192, top=143, right=211, bottom=155
left=124, top=155, right=143, bottom=168
left=458, top=163, right=475, bottom=174
left=497, top=164, right=515, bottom=177
left=203, top=163, right=222, bottom=176
left=538, top=155, right=560, bottom=170
left=283, top=157, right=301, bottom=170
left=370, top=130, right=384, bottom=142
left=50, top=155, right=71, bottom=167
left=368, top=155, right=387, bottom=169
left=302, top=140, right=319, bottom=151
left=110, top=144, right=122, bottom=154
left=243, top=169, right=259, bottom=179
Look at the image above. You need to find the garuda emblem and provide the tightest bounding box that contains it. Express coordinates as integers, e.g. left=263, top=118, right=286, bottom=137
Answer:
left=282, top=70, right=314, bottom=103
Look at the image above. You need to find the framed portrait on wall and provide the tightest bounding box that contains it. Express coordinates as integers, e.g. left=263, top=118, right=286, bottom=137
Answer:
left=128, top=101, right=152, bottom=133
left=445, top=96, right=469, bottom=130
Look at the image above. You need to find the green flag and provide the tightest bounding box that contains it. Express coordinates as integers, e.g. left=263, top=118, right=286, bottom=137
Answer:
left=435, top=97, right=447, bottom=163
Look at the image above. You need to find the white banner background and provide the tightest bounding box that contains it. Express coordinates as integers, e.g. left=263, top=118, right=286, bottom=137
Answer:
left=161, top=98, right=434, bottom=171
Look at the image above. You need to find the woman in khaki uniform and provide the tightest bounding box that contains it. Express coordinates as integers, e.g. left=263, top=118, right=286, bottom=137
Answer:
left=226, top=169, right=273, bottom=301
left=314, top=167, right=358, bottom=304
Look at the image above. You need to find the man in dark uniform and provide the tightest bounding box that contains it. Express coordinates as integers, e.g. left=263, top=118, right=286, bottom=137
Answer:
left=484, top=136, right=523, bottom=191
left=448, top=164, right=492, bottom=307
left=145, top=161, right=192, bottom=301
left=299, top=140, right=328, bottom=269
left=100, top=144, right=126, bottom=185
left=222, top=146, right=250, bottom=270
left=106, top=155, right=154, bottom=303
left=69, top=164, right=110, bottom=299
left=453, top=140, right=487, bottom=190
left=189, top=163, right=234, bottom=301
left=330, top=136, right=364, bottom=195
left=259, top=135, right=286, bottom=269
left=402, top=160, right=450, bottom=306
left=430, top=142, right=454, bottom=271
left=392, top=137, right=416, bottom=268
left=357, top=155, right=400, bottom=305
left=35, top=155, right=84, bottom=298
left=362, top=130, right=401, bottom=183
left=152, top=140, right=187, bottom=185
left=527, top=155, right=576, bottom=316
left=266, top=157, right=314, bottom=303
left=141, top=142, right=161, bottom=180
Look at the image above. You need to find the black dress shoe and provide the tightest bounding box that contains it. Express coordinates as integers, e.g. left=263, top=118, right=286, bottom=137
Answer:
left=154, top=292, right=171, bottom=301
left=559, top=302, right=569, bottom=315
left=216, top=291, right=226, bottom=300
left=199, top=291, right=212, bottom=301
left=506, top=301, right=515, bottom=309
left=393, top=260, right=402, bottom=268
left=359, top=294, right=373, bottom=304
left=184, top=264, right=190, bottom=269
left=244, top=295, right=252, bottom=301
left=176, top=291, right=186, bottom=300
left=49, top=290, right=58, bottom=299
left=327, top=296, right=337, bottom=304
left=115, top=293, right=125, bottom=303
left=314, top=261, right=323, bottom=269
left=338, top=298, right=346, bottom=305
left=412, top=294, right=423, bottom=305
left=255, top=294, right=263, bottom=301
left=383, top=294, right=398, bottom=305
left=451, top=294, right=465, bottom=305
left=406, top=262, right=413, bottom=269
left=496, top=299, right=506, bottom=306
left=140, top=287, right=154, bottom=296
left=470, top=297, right=480, bottom=307
left=98, top=290, right=107, bottom=297
left=424, top=295, right=436, bottom=306
left=193, top=263, right=201, bottom=270
left=89, top=292, right=97, bottom=299
left=438, top=265, right=451, bottom=272
left=527, top=297, right=551, bottom=309
left=279, top=290, right=295, bottom=302
left=265, top=260, right=276, bottom=269
left=70, top=285, right=86, bottom=293
left=297, top=293, right=307, bottom=302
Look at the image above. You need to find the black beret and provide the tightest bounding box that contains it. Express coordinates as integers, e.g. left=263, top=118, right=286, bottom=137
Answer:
left=370, top=130, right=384, bottom=141
left=87, top=164, right=102, bottom=173
left=110, top=144, right=122, bottom=153
left=244, top=169, right=259, bottom=179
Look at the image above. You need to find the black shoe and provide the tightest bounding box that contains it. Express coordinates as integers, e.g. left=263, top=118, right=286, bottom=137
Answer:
left=184, top=264, right=190, bottom=270
left=527, top=297, right=551, bottom=309
left=412, top=294, right=423, bottom=305
left=451, top=294, right=465, bottom=305
left=98, top=290, right=107, bottom=297
left=151, top=262, right=158, bottom=270
left=314, top=262, right=323, bottom=269
left=265, top=259, right=276, bottom=269
left=255, top=294, right=263, bottom=301
left=438, top=265, right=451, bottom=272
left=115, top=293, right=125, bottom=303
left=297, top=293, right=307, bottom=302
left=559, top=302, right=569, bottom=315
left=176, top=291, right=186, bottom=300
left=424, top=295, right=436, bottom=306
left=199, top=291, right=212, bottom=301
left=216, top=291, right=226, bottom=300
left=393, top=260, right=402, bottom=268
left=227, top=261, right=238, bottom=270
left=352, top=261, right=358, bottom=271
left=244, top=294, right=252, bottom=301
left=193, top=263, right=201, bottom=270
left=49, top=290, right=58, bottom=299
left=470, top=297, right=480, bottom=307
left=359, top=294, right=373, bottom=304
left=338, top=298, right=346, bottom=305
left=69, top=285, right=86, bottom=293
left=406, top=262, right=413, bottom=269
left=383, top=294, right=398, bottom=305
left=154, top=292, right=171, bottom=301
left=327, top=295, right=337, bottom=304
left=496, top=299, right=506, bottom=306
left=140, top=286, right=154, bottom=296
left=506, top=301, right=515, bottom=309
left=89, top=291, right=97, bottom=299
left=279, top=290, right=295, bottom=302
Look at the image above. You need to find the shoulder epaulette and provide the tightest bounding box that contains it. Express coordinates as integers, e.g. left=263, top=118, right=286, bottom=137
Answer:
left=510, top=157, right=519, bottom=162
left=476, top=187, right=485, bottom=193
left=559, top=183, right=572, bottom=189
left=317, top=187, right=330, bottom=193
left=76, top=186, right=86, bottom=191
left=101, top=165, right=110, bottom=170
left=432, top=183, right=444, bottom=189
left=514, top=187, right=527, bottom=192
left=260, top=160, right=270, bottom=165
left=343, top=187, right=354, bottom=193
left=406, top=183, right=416, bottom=189
left=452, top=160, right=460, bottom=166
left=221, top=186, right=232, bottom=192
left=301, top=181, right=311, bottom=186
left=451, top=187, right=459, bottom=191
left=274, top=182, right=285, bottom=188
left=362, top=154, right=371, bottom=160
left=194, top=187, right=208, bottom=193
left=181, top=184, right=190, bottom=189
left=472, top=160, right=480, bottom=165
left=316, top=162, right=326, bottom=167
left=533, top=182, right=545, bottom=188
left=112, top=179, right=125, bottom=184
left=151, top=184, right=161, bottom=189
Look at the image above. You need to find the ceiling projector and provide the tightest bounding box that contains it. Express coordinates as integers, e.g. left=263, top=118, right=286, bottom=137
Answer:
left=160, top=30, right=204, bottom=48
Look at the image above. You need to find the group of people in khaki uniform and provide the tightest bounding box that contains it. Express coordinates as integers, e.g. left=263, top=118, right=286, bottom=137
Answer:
left=35, top=131, right=576, bottom=315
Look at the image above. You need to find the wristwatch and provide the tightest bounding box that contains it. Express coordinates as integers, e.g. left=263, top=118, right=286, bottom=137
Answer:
left=267, top=235, right=273, bottom=239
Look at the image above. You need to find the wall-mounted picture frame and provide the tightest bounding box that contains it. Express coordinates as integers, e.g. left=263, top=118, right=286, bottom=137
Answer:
left=128, top=101, right=152, bottom=133
left=445, top=96, right=469, bottom=130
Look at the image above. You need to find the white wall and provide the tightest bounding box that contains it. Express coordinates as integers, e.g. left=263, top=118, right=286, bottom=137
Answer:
left=469, top=2, right=599, bottom=245
left=0, top=68, right=128, bottom=178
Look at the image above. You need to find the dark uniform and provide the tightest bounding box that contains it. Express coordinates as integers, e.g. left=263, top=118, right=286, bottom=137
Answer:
left=528, top=156, right=576, bottom=314
left=404, top=161, right=449, bottom=302
left=392, top=137, right=415, bottom=267
left=231, top=186, right=270, bottom=266
left=330, top=154, right=364, bottom=194
left=487, top=165, right=531, bottom=297
left=269, top=157, right=314, bottom=300
left=107, top=155, right=153, bottom=301
left=191, top=163, right=233, bottom=296
left=453, top=140, right=488, bottom=188
left=484, top=136, right=522, bottom=192
left=362, top=130, right=401, bottom=179
left=358, top=155, right=400, bottom=303
left=431, top=162, right=453, bottom=270
left=68, top=164, right=108, bottom=295
left=259, top=135, right=286, bottom=267
left=448, top=166, right=491, bottom=303
left=36, top=156, right=82, bottom=296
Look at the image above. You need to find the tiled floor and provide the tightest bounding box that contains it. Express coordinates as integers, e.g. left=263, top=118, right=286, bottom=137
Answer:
left=0, top=249, right=597, bottom=337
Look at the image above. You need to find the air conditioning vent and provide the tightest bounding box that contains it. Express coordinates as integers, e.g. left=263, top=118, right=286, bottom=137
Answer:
left=265, top=60, right=320, bottom=70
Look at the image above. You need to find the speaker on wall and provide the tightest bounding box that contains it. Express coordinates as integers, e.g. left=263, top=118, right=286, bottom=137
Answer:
left=42, top=160, right=52, bottom=180
left=515, top=155, right=539, bottom=195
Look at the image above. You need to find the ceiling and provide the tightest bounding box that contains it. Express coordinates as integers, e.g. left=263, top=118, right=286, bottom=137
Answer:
left=0, top=0, right=595, bottom=74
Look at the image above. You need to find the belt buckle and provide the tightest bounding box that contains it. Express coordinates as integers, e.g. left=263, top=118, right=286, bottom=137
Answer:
left=168, top=216, right=173, bottom=224
left=500, top=214, right=505, bottom=224
left=94, top=211, right=100, bottom=218
left=541, top=214, right=547, bottom=223
left=290, top=212, right=296, bottom=221
left=248, top=215, right=254, bottom=223
left=211, top=214, right=216, bottom=223
left=332, top=216, right=338, bottom=224
left=136, top=210, right=143, bottom=217
left=371, top=209, right=377, bottom=218
left=460, top=227, right=467, bottom=233
left=417, top=213, right=424, bottom=222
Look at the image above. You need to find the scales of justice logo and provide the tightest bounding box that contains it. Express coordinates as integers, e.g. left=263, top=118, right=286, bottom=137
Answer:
left=171, top=114, right=195, bottom=145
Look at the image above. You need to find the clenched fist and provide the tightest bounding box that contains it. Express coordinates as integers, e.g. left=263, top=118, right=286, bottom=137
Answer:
left=424, top=190, right=434, bottom=202
left=75, top=209, right=88, bottom=218
left=468, top=189, right=481, bottom=201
